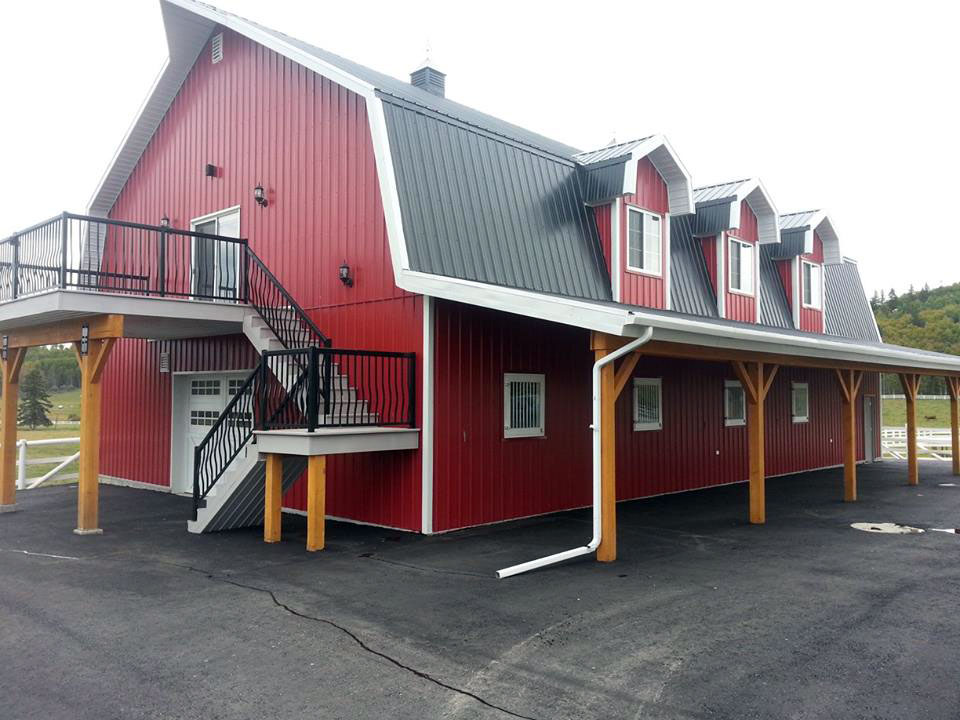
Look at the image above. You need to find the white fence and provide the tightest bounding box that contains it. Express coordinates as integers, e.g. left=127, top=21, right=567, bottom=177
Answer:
left=16, top=437, right=80, bottom=489
left=881, top=395, right=951, bottom=400
left=881, top=426, right=952, bottom=461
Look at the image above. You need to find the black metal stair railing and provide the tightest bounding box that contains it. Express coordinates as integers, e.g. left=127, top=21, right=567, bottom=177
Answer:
left=244, top=247, right=331, bottom=348
left=0, top=212, right=248, bottom=302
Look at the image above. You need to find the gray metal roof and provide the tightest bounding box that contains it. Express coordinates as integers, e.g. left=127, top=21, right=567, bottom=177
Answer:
left=758, top=245, right=793, bottom=329
left=770, top=228, right=808, bottom=259
left=573, top=137, right=654, bottom=166
left=381, top=98, right=612, bottom=301
left=694, top=179, right=753, bottom=205
left=779, top=210, right=821, bottom=230
left=580, top=157, right=630, bottom=205
left=669, top=215, right=718, bottom=318
left=825, top=261, right=881, bottom=342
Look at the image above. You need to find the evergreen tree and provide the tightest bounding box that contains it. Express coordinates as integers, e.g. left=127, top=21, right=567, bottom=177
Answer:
left=17, top=367, right=53, bottom=430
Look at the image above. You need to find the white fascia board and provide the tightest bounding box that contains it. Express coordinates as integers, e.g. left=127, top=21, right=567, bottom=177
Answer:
left=396, top=271, right=632, bottom=336
left=367, top=98, right=410, bottom=275
left=622, top=135, right=694, bottom=215
left=624, top=313, right=960, bottom=373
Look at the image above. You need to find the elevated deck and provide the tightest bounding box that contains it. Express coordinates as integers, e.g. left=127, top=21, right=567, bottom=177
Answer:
left=254, top=427, right=420, bottom=456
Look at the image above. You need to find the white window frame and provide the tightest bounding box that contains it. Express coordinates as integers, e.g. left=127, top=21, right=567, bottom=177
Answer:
left=724, top=380, right=746, bottom=427
left=625, top=206, right=663, bottom=277
left=632, top=378, right=663, bottom=432
left=801, top=261, right=823, bottom=310
left=728, top=237, right=755, bottom=296
left=792, top=382, right=810, bottom=423
left=190, top=205, right=242, bottom=301
left=503, top=373, right=545, bottom=438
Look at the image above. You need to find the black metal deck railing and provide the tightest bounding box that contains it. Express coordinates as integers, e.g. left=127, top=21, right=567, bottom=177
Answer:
left=0, top=212, right=249, bottom=302
left=192, top=346, right=416, bottom=520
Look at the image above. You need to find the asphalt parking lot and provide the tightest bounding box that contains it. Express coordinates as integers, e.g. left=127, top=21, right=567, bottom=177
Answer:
left=2, top=460, right=959, bottom=719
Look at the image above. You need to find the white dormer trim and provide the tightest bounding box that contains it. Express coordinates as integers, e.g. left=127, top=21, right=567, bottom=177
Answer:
left=621, top=135, right=694, bottom=215
left=610, top=198, right=622, bottom=302
left=726, top=179, right=779, bottom=245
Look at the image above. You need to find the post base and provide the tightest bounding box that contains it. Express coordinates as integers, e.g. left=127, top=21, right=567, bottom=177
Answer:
left=0, top=503, right=19, bottom=513
left=73, top=528, right=103, bottom=535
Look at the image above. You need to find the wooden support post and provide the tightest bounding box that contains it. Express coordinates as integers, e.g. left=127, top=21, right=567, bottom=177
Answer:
left=306, top=455, right=326, bottom=552
left=264, top=453, right=283, bottom=543
left=899, top=373, right=921, bottom=486
left=0, top=347, right=26, bottom=511
left=834, top=368, right=863, bottom=502
left=732, top=361, right=778, bottom=525
left=74, top=338, right=115, bottom=534
left=947, top=377, right=960, bottom=477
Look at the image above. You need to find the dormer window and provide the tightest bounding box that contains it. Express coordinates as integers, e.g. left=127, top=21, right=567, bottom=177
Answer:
left=626, top=207, right=662, bottom=276
left=728, top=237, right=754, bottom=295
left=802, top=261, right=822, bottom=309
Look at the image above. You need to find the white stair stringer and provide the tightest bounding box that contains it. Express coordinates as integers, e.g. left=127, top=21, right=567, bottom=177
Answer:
left=188, top=310, right=376, bottom=533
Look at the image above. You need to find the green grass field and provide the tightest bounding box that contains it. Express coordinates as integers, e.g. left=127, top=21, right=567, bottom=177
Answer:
left=881, top=397, right=951, bottom=429
left=16, top=388, right=82, bottom=485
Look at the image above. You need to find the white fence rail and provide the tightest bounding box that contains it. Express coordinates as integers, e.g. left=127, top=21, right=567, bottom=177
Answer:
left=881, top=426, right=952, bottom=461
left=16, top=437, right=80, bottom=490
left=881, top=395, right=951, bottom=401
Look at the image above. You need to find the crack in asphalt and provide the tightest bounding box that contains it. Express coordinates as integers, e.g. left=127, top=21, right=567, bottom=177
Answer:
left=187, top=567, right=541, bottom=720
left=363, top=554, right=491, bottom=578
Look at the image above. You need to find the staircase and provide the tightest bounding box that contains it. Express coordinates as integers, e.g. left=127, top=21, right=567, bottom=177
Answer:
left=189, top=249, right=411, bottom=534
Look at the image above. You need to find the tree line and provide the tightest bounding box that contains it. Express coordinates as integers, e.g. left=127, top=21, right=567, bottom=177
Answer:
left=871, top=282, right=960, bottom=394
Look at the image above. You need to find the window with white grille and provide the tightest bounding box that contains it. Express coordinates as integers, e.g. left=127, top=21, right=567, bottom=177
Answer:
left=190, top=410, right=219, bottom=427
left=191, top=379, right=221, bottom=396
left=504, top=373, right=545, bottom=438
left=729, top=238, right=754, bottom=294
left=626, top=207, right=662, bottom=276
left=211, top=33, right=224, bottom=64
left=724, top=380, right=746, bottom=427
left=792, top=382, right=809, bottom=423
left=633, top=378, right=662, bottom=431
left=227, top=377, right=252, bottom=427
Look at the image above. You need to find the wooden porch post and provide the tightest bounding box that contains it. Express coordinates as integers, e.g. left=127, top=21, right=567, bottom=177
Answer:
left=0, top=347, right=26, bottom=511
left=74, top=338, right=115, bottom=534
left=947, top=377, right=960, bottom=477
left=591, top=332, right=642, bottom=563
left=306, top=455, right=326, bottom=552
left=899, top=373, right=920, bottom=486
left=834, top=369, right=863, bottom=502
left=732, top=361, right=778, bottom=524
left=264, top=453, right=283, bottom=543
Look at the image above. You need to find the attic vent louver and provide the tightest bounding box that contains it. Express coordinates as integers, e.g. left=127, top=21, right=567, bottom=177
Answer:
left=410, top=65, right=445, bottom=97
left=159, top=352, right=170, bottom=373
left=211, top=33, right=223, bottom=64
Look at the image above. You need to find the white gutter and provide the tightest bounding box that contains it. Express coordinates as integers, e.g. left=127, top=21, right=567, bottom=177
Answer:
left=496, top=327, right=654, bottom=579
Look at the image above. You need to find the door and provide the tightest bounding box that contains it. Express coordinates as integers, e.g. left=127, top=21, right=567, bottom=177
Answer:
left=863, top=395, right=876, bottom=462
left=179, top=374, right=253, bottom=495
left=192, top=208, right=240, bottom=300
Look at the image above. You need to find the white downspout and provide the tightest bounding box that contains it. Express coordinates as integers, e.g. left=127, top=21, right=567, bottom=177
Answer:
left=496, top=326, right=654, bottom=579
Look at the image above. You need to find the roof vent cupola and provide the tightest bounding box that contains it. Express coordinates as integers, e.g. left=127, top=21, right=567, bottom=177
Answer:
left=410, top=61, right=446, bottom=98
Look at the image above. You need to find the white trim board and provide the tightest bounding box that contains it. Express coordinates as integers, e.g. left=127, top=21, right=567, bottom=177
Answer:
left=420, top=295, right=435, bottom=534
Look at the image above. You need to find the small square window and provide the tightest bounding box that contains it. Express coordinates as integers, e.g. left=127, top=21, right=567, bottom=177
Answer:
left=626, top=207, right=662, bottom=276
left=191, top=379, right=221, bottom=396
left=504, top=373, right=545, bottom=438
left=633, top=378, right=662, bottom=431
left=724, top=380, right=746, bottom=427
left=792, top=382, right=809, bottom=423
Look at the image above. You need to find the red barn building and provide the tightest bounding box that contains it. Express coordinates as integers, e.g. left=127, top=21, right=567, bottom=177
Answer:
left=2, top=0, right=959, bottom=576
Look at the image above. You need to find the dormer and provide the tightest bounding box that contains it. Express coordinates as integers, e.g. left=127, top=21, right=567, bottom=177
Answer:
left=691, top=179, right=779, bottom=324
left=774, top=211, right=840, bottom=332
left=575, top=135, right=693, bottom=309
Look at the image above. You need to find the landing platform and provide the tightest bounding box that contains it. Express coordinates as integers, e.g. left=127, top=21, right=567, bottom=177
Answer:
left=253, top=427, right=420, bottom=456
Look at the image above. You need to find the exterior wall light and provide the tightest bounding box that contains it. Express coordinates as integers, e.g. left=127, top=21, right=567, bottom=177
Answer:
left=254, top=184, right=268, bottom=207
left=159, top=215, right=170, bottom=228
left=339, top=261, right=353, bottom=287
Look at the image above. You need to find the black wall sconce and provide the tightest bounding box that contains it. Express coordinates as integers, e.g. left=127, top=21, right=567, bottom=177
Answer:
left=339, top=261, right=354, bottom=287
left=254, top=183, right=268, bottom=208
left=204, top=163, right=218, bottom=178
left=159, top=215, right=170, bottom=228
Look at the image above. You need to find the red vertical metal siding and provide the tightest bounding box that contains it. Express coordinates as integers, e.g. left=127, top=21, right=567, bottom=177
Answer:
left=725, top=201, right=759, bottom=323
left=594, top=205, right=612, bottom=276
left=100, top=28, right=423, bottom=530
left=619, top=159, right=669, bottom=308
left=799, top=234, right=825, bottom=332
left=777, top=258, right=794, bottom=318
left=701, top=236, right=718, bottom=295
left=432, top=301, right=872, bottom=532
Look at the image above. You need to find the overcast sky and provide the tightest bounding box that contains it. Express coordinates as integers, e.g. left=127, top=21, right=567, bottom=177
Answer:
left=1, top=0, right=957, bottom=298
